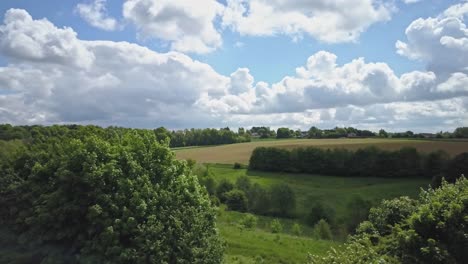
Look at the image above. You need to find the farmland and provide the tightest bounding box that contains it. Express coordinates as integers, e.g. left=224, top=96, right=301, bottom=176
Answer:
left=174, top=138, right=468, bottom=164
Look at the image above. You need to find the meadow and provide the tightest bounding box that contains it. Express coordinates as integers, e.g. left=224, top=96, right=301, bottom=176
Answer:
left=174, top=138, right=468, bottom=164
left=210, top=164, right=429, bottom=263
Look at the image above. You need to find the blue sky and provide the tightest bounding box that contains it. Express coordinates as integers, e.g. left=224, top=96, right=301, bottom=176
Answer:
left=0, top=0, right=467, bottom=132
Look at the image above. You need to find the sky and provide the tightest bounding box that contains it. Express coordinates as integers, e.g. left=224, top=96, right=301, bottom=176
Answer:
left=0, top=0, right=467, bottom=132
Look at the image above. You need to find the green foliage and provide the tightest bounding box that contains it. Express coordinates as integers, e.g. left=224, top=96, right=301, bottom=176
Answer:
left=453, top=127, right=468, bottom=138
left=306, top=200, right=335, bottom=226
left=310, top=177, right=468, bottom=264
left=270, top=219, right=283, bottom=233
left=292, top=223, right=302, bottom=236
left=240, top=214, right=258, bottom=229
left=0, top=130, right=223, bottom=263
left=233, top=162, right=242, bottom=169
left=367, top=196, right=418, bottom=235
left=224, top=189, right=248, bottom=212
left=246, top=183, right=271, bottom=215
left=313, top=220, right=333, bottom=240
left=345, top=195, right=372, bottom=232
left=217, top=178, right=235, bottom=202
left=270, top=183, right=296, bottom=217
left=249, top=146, right=465, bottom=180
left=276, top=127, right=294, bottom=139
left=235, top=175, right=252, bottom=193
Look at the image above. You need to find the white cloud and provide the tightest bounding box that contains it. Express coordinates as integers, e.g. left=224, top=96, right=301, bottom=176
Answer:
left=123, top=0, right=223, bottom=54
left=76, top=0, right=119, bottom=31
left=402, top=0, right=422, bottom=4
left=0, top=9, right=94, bottom=69
left=396, top=2, right=468, bottom=76
left=0, top=8, right=467, bottom=132
left=222, top=0, right=394, bottom=43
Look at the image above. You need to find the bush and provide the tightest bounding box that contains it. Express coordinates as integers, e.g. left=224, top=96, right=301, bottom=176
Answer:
left=292, top=223, right=302, bottom=236
left=345, top=195, right=372, bottom=232
left=313, top=219, right=333, bottom=240
left=270, top=183, right=296, bottom=217
left=216, top=179, right=234, bottom=202
left=236, top=175, right=252, bottom=192
left=233, top=162, right=242, bottom=169
left=224, top=189, right=248, bottom=212
left=306, top=200, right=335, bottom=226
left=270, top=219, right=283, bottom=233
left=240, top=214, right=258, bottom=229
left=247, top=183, right=271, bottom=215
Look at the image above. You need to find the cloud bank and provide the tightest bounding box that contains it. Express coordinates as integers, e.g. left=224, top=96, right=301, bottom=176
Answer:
left=0, top=3, right=467, bottom=131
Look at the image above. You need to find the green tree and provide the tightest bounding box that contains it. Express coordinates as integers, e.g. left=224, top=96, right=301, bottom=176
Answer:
left=0, top=131, right=223, bottom=263
left=270, top=183, right=296, bottom=217
left=224, top=189, right=248, bottom=212
left=292, top=223, right=302, bottom=236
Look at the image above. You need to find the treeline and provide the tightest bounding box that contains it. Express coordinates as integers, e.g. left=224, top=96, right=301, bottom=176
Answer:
left=249, top=146, right=468, bottom=184
left=156, top=127, right=251, bottom=147
left=0, top=124, right=251, bottom=148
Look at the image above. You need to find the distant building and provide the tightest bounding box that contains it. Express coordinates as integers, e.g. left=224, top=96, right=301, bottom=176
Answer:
left=251, top=132, right=260, bottom=138
left=300, top=131, right=308, bottom=138
left=347, top=133, right=357, bottom=138
left=420, top=133, right=436, bottom=138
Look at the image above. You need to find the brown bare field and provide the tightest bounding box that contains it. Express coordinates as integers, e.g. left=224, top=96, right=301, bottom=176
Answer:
left=174, top=138, right=468, bottom=164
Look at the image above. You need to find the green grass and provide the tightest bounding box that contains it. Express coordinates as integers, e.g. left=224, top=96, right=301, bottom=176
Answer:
left=217, top=209, right=338, bottom=264
left=209, top=164, right=430, bottom=263
left=210, top=164, right=429, bottom=221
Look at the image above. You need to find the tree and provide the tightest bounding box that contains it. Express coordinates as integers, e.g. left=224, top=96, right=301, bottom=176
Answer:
left=292, top=223, right=302, bottom=236
left=216, top=178, right=234, bottom=202
left=0, top=131, right=223, bottom=263
left=270, top=183, right=296, bottom=217
left=247, top=183, right=271, bottom=215
left=345, top=195, right=372, bottom=232
left=224, top=189, right=248, bottom=212
left=276, top=127, right=293, bottom=139
left=453, top=127, right=468, bottom=138
left=367, top=196, right=417, bottom=235
left=445, top=152, right=468, bottom=183
left=306, top=200, right=335, bottom=226
left=236, top=175, right=252, bottom=193
left=154, top=126, right=171, bottom=144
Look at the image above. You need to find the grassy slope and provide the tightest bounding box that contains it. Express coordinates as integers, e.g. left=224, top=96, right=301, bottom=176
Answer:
left=211, top=164, right=429, bottom=263
left=174, top=138, right=468, bottom=164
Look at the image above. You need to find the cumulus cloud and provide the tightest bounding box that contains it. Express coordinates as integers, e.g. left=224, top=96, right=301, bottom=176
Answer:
left=396, top=2, right=468, bottom=77
left=0, top=9, right=94, bottom=68
left=76, top=0, right=119, bottom=31
left=123, top=0, right=223, bottom=54
left=0, top=8, right=467, bottom=132
left=221, top=0, right=394, bottom=43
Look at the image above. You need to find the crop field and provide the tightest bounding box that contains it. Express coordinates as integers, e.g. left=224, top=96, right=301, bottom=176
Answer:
left=174, top=138, right=468, bottom=164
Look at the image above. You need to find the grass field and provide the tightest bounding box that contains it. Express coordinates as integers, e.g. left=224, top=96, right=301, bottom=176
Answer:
left=174, top=138, right=468, bottom=165
left=211, top=164, right=429, bottom=263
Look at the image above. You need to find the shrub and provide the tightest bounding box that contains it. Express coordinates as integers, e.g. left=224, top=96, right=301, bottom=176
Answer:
left=270, top=183, right=296, bottom=217
left=306, top=200, right=335, bottom=226
left=292, top=223, right=302, bottom=236
left=313, top=219, right=333, bottom=240
left=233, top=162, right=242, bottom=169
left=216, top=178, right=234, bottom=202
left=247, top=183, right=271, bottom=215
left=224, top=189, right=248, bottom=212
left=270, top=219, right=283, bottom=233
left=236, top=175, right=252, bottom=192
left=240, top=214, right=258, bottom=229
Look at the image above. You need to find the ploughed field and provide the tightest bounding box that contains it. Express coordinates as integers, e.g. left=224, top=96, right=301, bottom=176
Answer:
left=174, top=138, right=468, bottom=164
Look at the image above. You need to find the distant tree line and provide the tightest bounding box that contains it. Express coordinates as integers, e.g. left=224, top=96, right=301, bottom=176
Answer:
left=0, top=124, right=251, bottom=148
left=249, top=146, right=468, bottom=184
